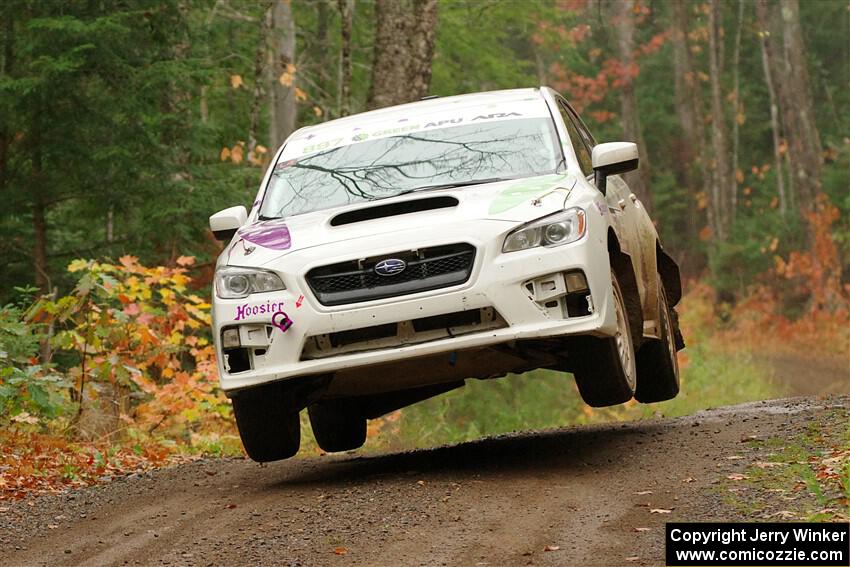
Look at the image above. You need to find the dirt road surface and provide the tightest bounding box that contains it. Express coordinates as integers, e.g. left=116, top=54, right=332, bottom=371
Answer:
left=2, top=395, right=847, bottom=567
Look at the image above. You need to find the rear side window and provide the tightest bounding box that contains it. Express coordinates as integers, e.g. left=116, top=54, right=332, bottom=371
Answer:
left=557, top=102, right=593, bottom=176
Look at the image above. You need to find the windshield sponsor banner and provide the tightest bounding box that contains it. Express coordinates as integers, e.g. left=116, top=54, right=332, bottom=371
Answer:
left=665, top=522, right=849, bottom=566
left=282, top=99, right=550, bottom=159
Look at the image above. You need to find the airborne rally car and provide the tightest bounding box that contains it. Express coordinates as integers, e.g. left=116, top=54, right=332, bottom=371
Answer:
left=209, top=87, right=684, bottom=462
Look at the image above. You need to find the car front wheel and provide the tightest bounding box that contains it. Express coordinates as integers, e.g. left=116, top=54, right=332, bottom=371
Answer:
left=573, top=271, right=637, bottom=407
left=231, top=382, right=301, bottom=462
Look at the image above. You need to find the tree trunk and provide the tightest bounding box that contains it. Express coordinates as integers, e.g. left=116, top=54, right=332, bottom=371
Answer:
left=729, top=0, right=744, bottom=219
left=671, top=0, right=707, bottom=272
left=533, top=48, right=547, bottom=86
left=707, top=0, right=733, bottom=241
left=33, top=195, right=49, bottom=291
left=777, top=0, right=822, bottom=214
left=755, top=0, right=788, bottom=216
left=761, top=0, right=797, bottom=210
left=268, top=0, right=297, bottom=150
left=338, top=0, right=354, bottom=116
left=199, top=85, right=209, bottom=124
left=316, top=0, right=332, bottom=94
left=367, top=0, right=438, bottom=110
left=0, top=13, right=13, bottom=195
left=407, top=0, right=438, bottom=100
left=614, top=0, right=652, bottom=213
left=249, top=8, right=271, bottom=155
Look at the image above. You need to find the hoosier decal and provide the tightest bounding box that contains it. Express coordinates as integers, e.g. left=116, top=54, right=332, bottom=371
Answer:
left=235, top=300, right=285, bottom=321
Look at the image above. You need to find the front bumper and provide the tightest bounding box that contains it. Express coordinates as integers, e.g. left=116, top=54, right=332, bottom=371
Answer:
left=212, top=217, right=616, bottom=392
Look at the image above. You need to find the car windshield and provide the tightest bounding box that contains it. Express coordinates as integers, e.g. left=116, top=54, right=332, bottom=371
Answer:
left=259, top=117, right=561, bottom=219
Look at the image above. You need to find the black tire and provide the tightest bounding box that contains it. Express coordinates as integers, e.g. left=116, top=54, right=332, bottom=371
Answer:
left=635, top=278, right=680, bottom=403
left=231, top=382, right=301, bottom=462
left=573, top=272, right=637, bottom=407
left=308, top=401, right=367, bottom=453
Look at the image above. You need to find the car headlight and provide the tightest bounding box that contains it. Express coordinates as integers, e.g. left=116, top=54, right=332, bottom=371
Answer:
left=502, top=208, right=586, bottom=253
left=215, top=267, right=285, bottom=299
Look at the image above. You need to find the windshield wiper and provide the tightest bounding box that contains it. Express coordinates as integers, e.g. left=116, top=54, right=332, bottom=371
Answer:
left=395, top=176, right=513, bottom=197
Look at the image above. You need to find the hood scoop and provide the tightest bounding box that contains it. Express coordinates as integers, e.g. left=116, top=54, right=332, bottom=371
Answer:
left=330, top=196, right=459, bottom=227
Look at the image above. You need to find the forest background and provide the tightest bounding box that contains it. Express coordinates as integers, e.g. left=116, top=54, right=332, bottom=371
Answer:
left=0, top=0, right=848, bottom=496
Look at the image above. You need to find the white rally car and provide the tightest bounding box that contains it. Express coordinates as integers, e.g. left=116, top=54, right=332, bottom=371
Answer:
left=209, top=87, right=684, bottom=462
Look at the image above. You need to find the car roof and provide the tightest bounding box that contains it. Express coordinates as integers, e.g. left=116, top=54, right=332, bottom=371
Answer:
left=291, top=87, right=549, bottom=141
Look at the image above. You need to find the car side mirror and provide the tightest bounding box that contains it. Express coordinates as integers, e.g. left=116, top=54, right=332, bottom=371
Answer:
left=210, top=206, right=248, bottom=242
left=592, top=142, right=639, bottom=195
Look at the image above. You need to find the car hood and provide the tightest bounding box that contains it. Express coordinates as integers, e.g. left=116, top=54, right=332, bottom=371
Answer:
left=220, top=172, right=580, bottom=267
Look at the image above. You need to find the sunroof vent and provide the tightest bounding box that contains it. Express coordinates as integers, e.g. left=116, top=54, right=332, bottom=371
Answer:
left=330, top=196, right=459, bottom=227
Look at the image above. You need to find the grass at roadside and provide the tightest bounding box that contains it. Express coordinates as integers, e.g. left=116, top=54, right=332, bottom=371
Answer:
left=722, top=407, right=850, bottom=522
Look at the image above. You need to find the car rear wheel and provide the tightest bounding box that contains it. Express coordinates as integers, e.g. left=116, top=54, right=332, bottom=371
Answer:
left=231, top=382, right=301, bottom=462
left=308, top=401, right=367, bottom=453
left=573, top=271, right=636, bottom=407
left=635, top=277, right=680, bottom=403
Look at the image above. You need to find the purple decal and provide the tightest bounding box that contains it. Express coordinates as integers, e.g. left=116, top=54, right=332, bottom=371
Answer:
left=235, top=300, right=285, bottom=321
left=238, top=221, right=292, bottom=250
left=295, top=294, right=304, bottom=308
left=272, top=311, right=293, bottom=332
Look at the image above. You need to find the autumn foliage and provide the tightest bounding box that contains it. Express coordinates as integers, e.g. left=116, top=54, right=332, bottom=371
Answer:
left=725, top=199, right=850, bottom=357
left=0, top=431, right=177, bottom=499
left=35, top=255, right=230, bottom=437
left=0, top=256, right=238, bottom=498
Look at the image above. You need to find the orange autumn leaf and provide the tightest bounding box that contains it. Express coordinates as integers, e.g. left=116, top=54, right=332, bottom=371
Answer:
left=230, top=144, right=244, bottom=164
left=768, top=238, right=779, bottom=252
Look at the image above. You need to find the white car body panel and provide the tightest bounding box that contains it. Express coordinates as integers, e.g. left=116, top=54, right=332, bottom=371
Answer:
left=211, top=87, right=667, bottom=395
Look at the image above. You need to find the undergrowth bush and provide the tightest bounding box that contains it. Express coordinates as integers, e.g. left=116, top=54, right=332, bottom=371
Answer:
left=0, top=304, right=71, bottom=425
left=1, top=256, right=233, bottom=451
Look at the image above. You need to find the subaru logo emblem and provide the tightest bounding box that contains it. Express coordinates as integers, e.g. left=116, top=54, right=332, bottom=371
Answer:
left=374, top=258, right=406, bottom=277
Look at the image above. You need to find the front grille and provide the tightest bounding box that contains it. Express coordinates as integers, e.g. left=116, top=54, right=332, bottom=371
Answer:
left=306, top=243, right=476, bottom=306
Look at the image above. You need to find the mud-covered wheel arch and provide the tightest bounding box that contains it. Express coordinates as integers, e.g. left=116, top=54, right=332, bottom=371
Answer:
left=655, top=242, right=685, bottom=350
left=608, top=229, right=643, bottom=350
left=656, top=243, right=682, bottom=307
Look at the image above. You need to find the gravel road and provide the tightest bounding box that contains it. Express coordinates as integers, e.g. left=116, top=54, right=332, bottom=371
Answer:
left=2, top=395, right=847, bottom=567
